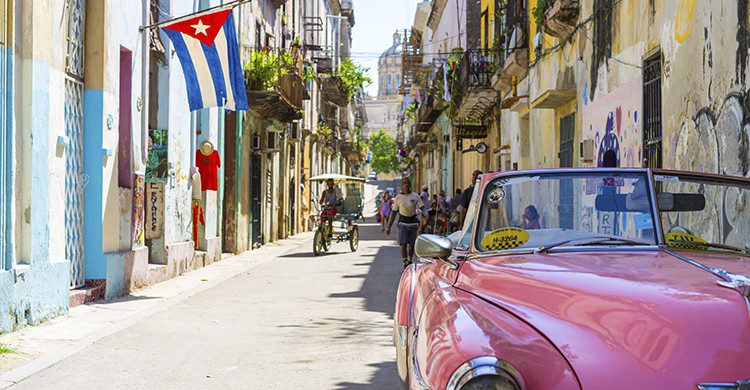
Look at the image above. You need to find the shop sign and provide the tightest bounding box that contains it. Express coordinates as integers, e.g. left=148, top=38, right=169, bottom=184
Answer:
left=454, top=125, right=488, bottom=139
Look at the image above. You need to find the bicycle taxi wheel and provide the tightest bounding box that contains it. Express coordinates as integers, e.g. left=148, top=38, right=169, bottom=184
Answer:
left=349, top=224, right=359, bottom=252
left=313, top=229, right=327, bottom=256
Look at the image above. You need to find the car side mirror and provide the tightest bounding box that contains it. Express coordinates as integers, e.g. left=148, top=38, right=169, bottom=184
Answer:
left=415, top=234, right=453, bottom=260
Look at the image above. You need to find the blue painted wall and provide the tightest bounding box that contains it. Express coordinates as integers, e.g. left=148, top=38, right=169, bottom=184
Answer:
left=82, top=89, right=106, bottom=279
left=1, top=46, right=13, bottom=270
left=0, top=59, right=70, bottom=333
left=30, top=59, right=50, bottom=266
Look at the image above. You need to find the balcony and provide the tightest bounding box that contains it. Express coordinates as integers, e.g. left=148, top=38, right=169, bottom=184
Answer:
left=303, top=16, right=324, bottom=51
left=312, top=48, right=334, bottom=74
left=320, top=76, right=349, bottom=107
left=400, top=29, right=427, bottom=95
left=452, top=50, right=498, bottom=121
left=543, top=0, right=580, bottom=40
left=493, top=19, right=529, bottom=96
left=245, top=50, right=310, bottom=123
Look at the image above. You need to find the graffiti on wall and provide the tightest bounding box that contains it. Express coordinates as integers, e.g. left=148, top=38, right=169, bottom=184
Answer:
left=582, top=76, right=643, bottom=168
left=669, top=92, right=750, bottom=177
left=132, top=175, right=145, bottom=248
left=146, top=129, right=168, bottom=179
left=145, top=181, right=165, bottom=240
left=664, top=92, right=750, bottom=248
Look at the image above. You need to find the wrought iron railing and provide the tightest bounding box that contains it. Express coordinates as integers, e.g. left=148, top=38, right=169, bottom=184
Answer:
left=454, top=49, right=495, bottom=99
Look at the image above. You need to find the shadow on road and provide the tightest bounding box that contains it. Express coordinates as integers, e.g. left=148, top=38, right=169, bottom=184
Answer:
left=333, top=361, right=401, bottom=389
left=328, top=224, right=402, bottom=319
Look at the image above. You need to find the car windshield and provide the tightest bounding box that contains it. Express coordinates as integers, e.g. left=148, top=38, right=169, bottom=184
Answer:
left=476, top=172, right=657, bottom=252
left=655, top=173, right=750, bottom=253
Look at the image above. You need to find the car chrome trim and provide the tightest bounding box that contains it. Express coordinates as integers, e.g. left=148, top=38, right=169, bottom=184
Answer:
left=697, top=379, right=750, bottom=390
left=395, top=325, right=409, bottom=384
left=411, top=330, right=429, bottom=390
left=666, top=249, right=750, bottom=319
left=644, top=169, right=665, bottom=245
left=446, top=356, right=524, bottom=390
left=408, top=262, right=417, bottom=326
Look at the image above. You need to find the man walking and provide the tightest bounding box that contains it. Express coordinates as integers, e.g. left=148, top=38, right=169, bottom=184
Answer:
left=386, top=178, right=423, bottom=268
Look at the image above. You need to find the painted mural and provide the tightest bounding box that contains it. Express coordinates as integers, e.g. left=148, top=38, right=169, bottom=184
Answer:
left=669, top=92, right=750, bottom=177
left=146, top=129, right=168, bottom=179
left=145, top=181, right=165, bottom=240
left=132, top=175, right=145, bottom=248
left=582, top=76, right=643, bottom=168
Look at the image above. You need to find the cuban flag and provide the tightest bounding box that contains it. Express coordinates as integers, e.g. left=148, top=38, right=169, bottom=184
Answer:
left=162, top=9, right=248, bottom=111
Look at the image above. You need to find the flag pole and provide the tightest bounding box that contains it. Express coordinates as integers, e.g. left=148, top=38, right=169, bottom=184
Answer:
left=139, top=0, right=252, bottom=32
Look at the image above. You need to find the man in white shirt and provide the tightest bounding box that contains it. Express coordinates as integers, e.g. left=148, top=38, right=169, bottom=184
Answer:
left=387, top=178, right=423, bottom=267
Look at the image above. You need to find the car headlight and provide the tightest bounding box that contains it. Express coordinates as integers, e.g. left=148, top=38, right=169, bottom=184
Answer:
left=447, top=357, right=523, bottom=390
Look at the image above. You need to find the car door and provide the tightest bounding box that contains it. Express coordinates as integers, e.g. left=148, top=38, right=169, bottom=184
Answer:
left=408, top=177, right=483, bottom=385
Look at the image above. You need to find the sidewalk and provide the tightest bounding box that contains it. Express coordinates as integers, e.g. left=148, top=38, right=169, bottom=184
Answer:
left=0, top=232, right=313, bottom=388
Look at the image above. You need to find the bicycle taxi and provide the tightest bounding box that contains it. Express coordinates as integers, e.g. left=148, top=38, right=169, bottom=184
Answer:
left=308, top=174, right=365, bottom=256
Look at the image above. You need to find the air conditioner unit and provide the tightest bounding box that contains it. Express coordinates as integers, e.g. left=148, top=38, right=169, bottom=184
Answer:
left=580, top=139, right=594, bottom=162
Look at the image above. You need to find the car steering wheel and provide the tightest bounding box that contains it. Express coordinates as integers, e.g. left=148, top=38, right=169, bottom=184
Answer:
left=668, top=225, right=694, bottom=236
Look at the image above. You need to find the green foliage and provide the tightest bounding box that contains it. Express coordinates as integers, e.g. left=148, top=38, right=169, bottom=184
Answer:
left=334, top=59, right=372, bottom=100
left=369, top=131, right=399, bottom=174
left=406, top=102, right=418, bottom=120
left=302, top=64, right=315, bottom=83
left=532, top=0, right=551, bottom=30
left=0, top=343, right=17, bottom=355
left=244, top=49, right=294, bottom=91
left=317, top=122, right=332, bottom=141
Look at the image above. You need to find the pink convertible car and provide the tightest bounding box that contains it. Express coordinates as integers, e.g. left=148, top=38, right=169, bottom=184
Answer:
left=394, top=168, right=750, bottom=389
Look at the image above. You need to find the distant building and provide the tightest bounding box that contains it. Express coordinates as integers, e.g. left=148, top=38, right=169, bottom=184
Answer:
left=364, top=32, right=405, bottom=141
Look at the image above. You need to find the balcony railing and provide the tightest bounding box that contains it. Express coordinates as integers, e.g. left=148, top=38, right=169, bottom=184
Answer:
left=454, top=50, right=495, bottom=101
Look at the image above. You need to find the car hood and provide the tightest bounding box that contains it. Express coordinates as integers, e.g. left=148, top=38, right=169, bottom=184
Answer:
left=456, top=250, right=750, bottom=389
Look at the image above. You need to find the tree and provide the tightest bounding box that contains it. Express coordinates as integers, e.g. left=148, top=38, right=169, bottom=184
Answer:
left=369, top=131, right=399, bottom=174
left=335, top=59, right=372, bottom=100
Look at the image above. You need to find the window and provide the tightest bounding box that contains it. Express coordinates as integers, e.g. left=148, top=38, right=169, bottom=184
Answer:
left=590, top=0, right=613, bottom=99
left=476, top=172, right=657, bottom=252
left=255, top=21, right=262, bottom=50
left=642, top=52, right=662, bottom=168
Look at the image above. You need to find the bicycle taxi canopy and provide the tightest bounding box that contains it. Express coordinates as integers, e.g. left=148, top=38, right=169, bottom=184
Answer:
left=308, top=174, right=366, bottom=183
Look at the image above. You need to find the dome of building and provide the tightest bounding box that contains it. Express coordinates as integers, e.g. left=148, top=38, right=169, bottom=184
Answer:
left=381, top=32, right=403, bottom=58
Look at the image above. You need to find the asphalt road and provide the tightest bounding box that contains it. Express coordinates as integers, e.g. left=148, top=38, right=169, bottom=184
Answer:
left=12, top=181, right=404, bottom=389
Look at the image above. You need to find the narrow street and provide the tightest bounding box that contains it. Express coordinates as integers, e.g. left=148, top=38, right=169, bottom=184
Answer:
left=9, top=184, right=403, bottom=389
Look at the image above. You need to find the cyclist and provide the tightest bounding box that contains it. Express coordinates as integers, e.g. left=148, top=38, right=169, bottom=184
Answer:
left=319, top=179, right=343, bottom=237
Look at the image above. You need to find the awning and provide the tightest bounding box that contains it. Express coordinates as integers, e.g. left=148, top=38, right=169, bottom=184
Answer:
left=308, top=174, right=366, bottom=183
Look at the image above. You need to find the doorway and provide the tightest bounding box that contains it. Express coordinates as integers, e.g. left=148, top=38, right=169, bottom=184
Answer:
left=250, top=152, right=262, bottom=248
left=558, top=112, right=575, bottom=230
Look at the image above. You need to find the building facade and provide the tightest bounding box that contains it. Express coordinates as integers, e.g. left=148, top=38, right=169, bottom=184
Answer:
left=1, top=0, right=363, bottom=334
left=403, top=0, right=750, bottom=205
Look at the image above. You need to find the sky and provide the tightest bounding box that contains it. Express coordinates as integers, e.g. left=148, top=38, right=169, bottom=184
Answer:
left=351, top=0, right=416, bottom=96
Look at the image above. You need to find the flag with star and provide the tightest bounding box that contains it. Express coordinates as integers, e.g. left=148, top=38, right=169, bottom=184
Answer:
left=161, top=9, right=248, bottom=111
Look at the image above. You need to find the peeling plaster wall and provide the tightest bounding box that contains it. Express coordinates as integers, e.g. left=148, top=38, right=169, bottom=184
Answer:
left=1, top=0, right=72, bottom=333
left=518, top=0, right=750, bottom=174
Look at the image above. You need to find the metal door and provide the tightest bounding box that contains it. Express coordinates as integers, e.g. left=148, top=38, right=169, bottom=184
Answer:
left=558, top=112, right=575, bottom=230
left=642, top=53, right=662, bottom=168
left=65, top=0, right=86, bottom=288
left=250, top=153, right=262, bottom=248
